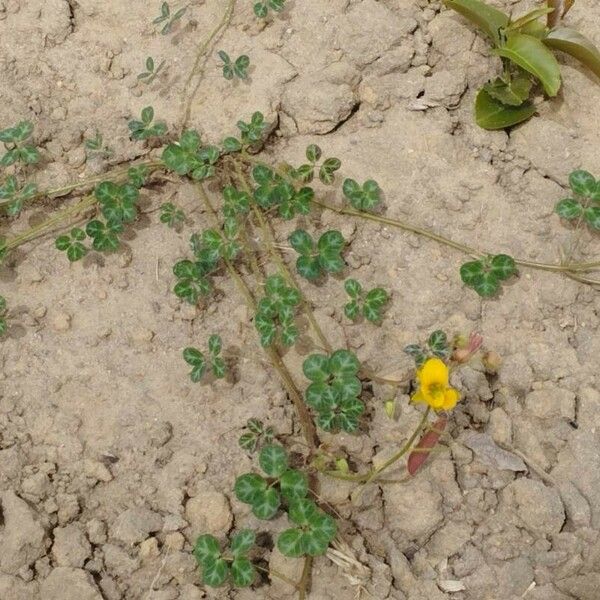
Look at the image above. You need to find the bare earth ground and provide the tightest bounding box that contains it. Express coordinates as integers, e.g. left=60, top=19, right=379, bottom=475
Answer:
left=1, top=0, right=600, bottom=598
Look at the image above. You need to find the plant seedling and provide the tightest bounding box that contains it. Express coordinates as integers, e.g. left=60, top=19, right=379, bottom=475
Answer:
left=128, top=106, right=167, bottom=141
left=444, top=0, right=600, bottom=129
left=277, top=498, right=337, bottom=558
left=222, top=186, right=250, bottom=217
left=183, top=334, right=226, bottom=381
left=235, top=111, right=267, bottom=147
left=344, top=278, right=389, bottom=323
left=85, top=219, right=123, bottom=252
left=0, top=296, right=7, bottom=336
left=291, top=144, right=342, bottom=184
left=239, top=418, right=275, bottom=452
left=162, top=130, right=220, bottom=180
left=404, top=329, right=451, bottom=367
left=95, top=181, right=140, bottom=225
left=343, top=178, right=382, bottom=212
left=234, top=444, right=308, bottom=519
left=0, top=175, right=37, bottom=216
left=0, top=121, right=39, bottom=166
left=460, top=254, right=517, bottom=297
left=138, top=56, right=166, bottom=84
left=153, top=2, right=187, bottom=35
left=303, top=349, right=364, bottom=432
left=253, top=0, right=286, bottom=18
left=289, top=229, right=346, bottom=280
left=160, top=202, right=186, bottom=228
left=254, top=274, right=300, bottom=347
left=251, top=164, right=314, bottom=219
left=555, top=169, right=600, bottom=229
left=172, top=232, right=222, bottom=304
left=84, top=132, right=113, bottom=158
left=55, top=228, right=88, bottom=262
left=218, top=51, right=250, bottom=80
left=194, top=530, right=257, bottom=587
left=127, top=165, right=149, bottom=189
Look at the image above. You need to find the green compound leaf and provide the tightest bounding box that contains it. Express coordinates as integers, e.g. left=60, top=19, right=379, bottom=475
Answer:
left=230, top=530, right=255, bottom=557
left=343, top=178, right=381, bottom=211
left=475, top=89, right=536, bottom=130
left=569, top=170, right=597, bottom=197
left=235, top=473, right=267, bottom=504
left=555, top=198, right=583, bottom=219
left=231, top=557, right=256, bottom=587
left=277, top=528, right=305, bottom=557
left=279, top=469, right=308, bottom=500
left=194, top=534, right=221, bottom=565
left=303, top=354, right=330, bottom=383
left=202, top=557, right=229, bottom=587
left=85, top=220, right=122, bottom=252
left=251, top=487, right=280, bottom=520
left=289, top=229, right=314, bottom=255
left=259, top=444, right=288, bottom=477
left=584, top=206, right=600, bottom=229
left=319, top=157, right=341, bottom=185
left=490, top=254, right=517, bottom=280
left=329, top=349, right=360, bottom=377
left=344, top=278, right=362, bottom=298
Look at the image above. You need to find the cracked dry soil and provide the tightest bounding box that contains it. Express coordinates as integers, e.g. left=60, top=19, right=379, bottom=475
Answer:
left=1, top=0, right=600, bottom=599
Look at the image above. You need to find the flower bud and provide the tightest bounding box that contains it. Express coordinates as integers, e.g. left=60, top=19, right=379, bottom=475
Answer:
left=482, top=351, right=502, bottom=374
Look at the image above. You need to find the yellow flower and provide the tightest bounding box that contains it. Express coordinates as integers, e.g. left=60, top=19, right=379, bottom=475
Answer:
left=412, top=358, right=460, bottom=411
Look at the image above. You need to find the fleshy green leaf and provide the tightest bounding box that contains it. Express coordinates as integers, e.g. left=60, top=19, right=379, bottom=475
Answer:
left=475, top=89, right=536, bottom=130
left=495, top=32, right=561, bottom=97
left=544, top=27, right=600, bottom=79
left=443, top=0, right=509, bottom=45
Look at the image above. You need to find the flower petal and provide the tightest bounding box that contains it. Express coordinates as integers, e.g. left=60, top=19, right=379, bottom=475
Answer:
left=442, top=388, right=460, bottom=411
left=418, top=358, right=449, bottom=387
